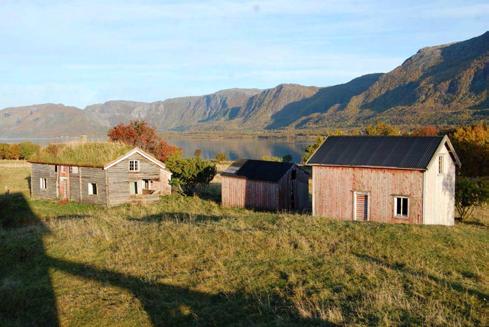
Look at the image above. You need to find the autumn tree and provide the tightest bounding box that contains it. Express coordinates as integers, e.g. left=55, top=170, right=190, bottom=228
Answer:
left=364, top=121, right=401, bottom=136
left=450, top=122, right=489, bottom=177
left=302, top=136, right=325, bottom=163
left=108, top=120, right=180, bottom=161
left=215, top=152, right=227, bottom=163
left=411, top=125, right=439, bottom=136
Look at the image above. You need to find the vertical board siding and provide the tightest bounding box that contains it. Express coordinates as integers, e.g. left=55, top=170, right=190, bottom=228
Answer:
left=31, top=164, right=57, bottom=200
left=69, top=168, right=81, bottom=202
left=313, top=166, right=424, bottom=224
left=423, top=145, right=456, bottom=225
left=221, top=166, right=308, bottom=211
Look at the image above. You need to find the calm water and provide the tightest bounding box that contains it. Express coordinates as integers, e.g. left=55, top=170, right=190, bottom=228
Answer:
left=0, top=136, right=312, bottom=163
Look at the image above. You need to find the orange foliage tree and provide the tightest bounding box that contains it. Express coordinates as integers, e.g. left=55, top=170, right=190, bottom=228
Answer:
left=450, top=122, right=489, bottom=177
left=411, top=125, right=439, bottom=136
left=108, top=120, right=180, bottom=161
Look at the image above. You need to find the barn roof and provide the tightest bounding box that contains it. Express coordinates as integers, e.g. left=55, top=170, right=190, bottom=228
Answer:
left=27, top=142, right=168, bottom=169
left=222, top=159, right=294, bottom=182
left=307, top=136, right=460, bottom=170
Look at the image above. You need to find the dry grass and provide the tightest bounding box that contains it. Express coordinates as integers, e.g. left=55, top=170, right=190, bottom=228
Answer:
left=29, top=142, right=132, bottom=167
left=0, top=165, right=488, bottom=326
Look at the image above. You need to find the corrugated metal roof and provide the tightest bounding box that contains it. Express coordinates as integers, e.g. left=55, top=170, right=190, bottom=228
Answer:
left=222, top=159, right=294, bottom=182
left=307, top=136, right=444, bottom=170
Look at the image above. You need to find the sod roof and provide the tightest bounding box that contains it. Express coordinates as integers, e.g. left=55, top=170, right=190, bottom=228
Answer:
left=29, top=142, right=133, bottom=167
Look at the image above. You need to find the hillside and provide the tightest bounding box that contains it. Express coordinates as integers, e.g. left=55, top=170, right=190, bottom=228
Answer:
left=0, top=32, right=488, bottom=137
left=0, top=164, right=488, bottom=325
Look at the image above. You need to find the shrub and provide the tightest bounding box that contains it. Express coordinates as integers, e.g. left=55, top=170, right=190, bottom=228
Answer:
left=302, top=136, right=324, bottom=163
left=165, top=156, right=217, bottom=195
left=450, top=122, right=489, bottom=177
left=364, top=121, right=401, bottom=136
left=455, top=177, right=489, bottom=220
left=261, top=155, right=282, bottom=162
left=19, top=142, right=40, bottom=160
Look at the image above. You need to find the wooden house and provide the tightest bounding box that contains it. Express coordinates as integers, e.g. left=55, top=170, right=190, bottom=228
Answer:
left=30, top=144, right=171, bottom=206
left=307, top=136, right=461, bottom=225
left=221, top=159, right=309, bottom=211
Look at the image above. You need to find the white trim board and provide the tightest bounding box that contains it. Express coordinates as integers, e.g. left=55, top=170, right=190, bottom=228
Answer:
left=104, top=147, right=171, bottom=173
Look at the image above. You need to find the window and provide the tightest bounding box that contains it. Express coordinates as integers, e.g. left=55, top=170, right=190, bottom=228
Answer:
left=143, top=179, right=151, bottom=190
left=54, top=165, right=58, bottom=172
left=394, top=196, right=409, bottom=218
left=130, top=181, right=141, bottom=195
left=129, top=160, right=140, bottom=172
left=88, top=183, right=97, bottom=195
left=40, top=178, right=47, bottom=190
left=438, top=155, right=444, bottom=174
left=69, top=166, right=79, bottom=174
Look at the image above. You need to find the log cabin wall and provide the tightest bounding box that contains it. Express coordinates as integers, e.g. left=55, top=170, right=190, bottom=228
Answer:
left=31, top=163, right=58, bottom=200
left=106, top=152, right=170, bottom=207
left=69, top=167, right=81, bottom=202
left=312, top=166, right=424, bottom=224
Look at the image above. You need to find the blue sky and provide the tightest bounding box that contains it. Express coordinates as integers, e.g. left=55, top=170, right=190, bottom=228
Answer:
left=0, top=0, right=488, bottom=108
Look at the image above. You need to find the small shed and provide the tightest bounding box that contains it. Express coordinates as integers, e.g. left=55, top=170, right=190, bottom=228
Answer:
left=307, top=136, right=461, bottom=225
left=221, top=159, right=309, bottom=211
left=29, top=143, right=172, bottom=206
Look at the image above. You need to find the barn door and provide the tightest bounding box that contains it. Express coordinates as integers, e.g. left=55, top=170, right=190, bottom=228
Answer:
left=354, top=192, right=369, bottom=221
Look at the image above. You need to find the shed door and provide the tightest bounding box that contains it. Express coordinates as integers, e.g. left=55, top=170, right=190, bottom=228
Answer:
left=355, top=193, right=369, bottom=221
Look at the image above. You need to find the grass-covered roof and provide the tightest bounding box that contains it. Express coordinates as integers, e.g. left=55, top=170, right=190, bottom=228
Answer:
left=29, top=142, right=133, bottom=167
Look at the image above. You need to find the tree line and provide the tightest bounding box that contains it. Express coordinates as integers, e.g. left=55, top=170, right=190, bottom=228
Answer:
left=0, top=142, right=40, bottom=160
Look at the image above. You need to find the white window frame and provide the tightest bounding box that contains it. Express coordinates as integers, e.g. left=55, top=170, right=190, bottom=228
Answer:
left=129, top=160, right=140, bottom=172
left=130, top=181, right=141, bottom=195
left=69, top=166, right=79, bottom=174
left=40, top=178, right=47, bottom=190
left=88, top=183, right=97, bottom=195
left=394, top=196, right=409, bottom=218
left=353, top=191, right=370, bottom=221
left=438, top=155, right=444, bottom=175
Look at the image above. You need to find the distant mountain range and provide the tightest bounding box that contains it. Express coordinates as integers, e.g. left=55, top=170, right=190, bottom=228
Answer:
left=1, top=32, right=488, bottom=138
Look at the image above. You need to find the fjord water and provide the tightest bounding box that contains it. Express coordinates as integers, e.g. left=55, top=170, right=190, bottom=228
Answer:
left=0, top=136, right=311, bottom=163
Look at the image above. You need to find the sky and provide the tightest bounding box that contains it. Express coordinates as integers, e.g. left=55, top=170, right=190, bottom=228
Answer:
left=0, top=0, right=488, bottom=108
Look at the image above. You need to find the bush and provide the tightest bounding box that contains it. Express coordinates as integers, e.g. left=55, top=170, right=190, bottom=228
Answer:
left=165, top=156, right=217, bottom=195
left=455, top=177, right=489, bottom=220
left=302, top=136, right=324, bottom=163
left=19, top=142, right=40, bottom=160
left=364, top=121, right=401, bottom=136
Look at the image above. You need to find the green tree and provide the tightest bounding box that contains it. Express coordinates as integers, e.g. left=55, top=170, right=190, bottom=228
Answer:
left=165, top=156, right=217, bottom=195
left=455, top=177, right=489, bottom=220
left=19, top=142, right=40, bottom=160
left=364, top=121, right=401, bottom=136
left=302, top=136, right=324, bottom=163
left=450, top=122, right=489, bottom=177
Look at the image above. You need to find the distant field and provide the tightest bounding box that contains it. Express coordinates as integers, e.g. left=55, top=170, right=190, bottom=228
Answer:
left=0, top=163, right=488, bottom=326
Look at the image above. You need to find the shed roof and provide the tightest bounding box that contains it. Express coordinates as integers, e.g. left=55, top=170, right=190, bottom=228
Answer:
left=307, top=136, right=459, bottom=170
left=222, top=159, right=294, bottom=182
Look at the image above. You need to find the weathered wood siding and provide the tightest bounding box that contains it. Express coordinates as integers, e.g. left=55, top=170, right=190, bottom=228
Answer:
left=79, top=167, right=107, bottom=205
left=106, top=152, right=171, bottom=206
left=69, top=167, right=81, bottom=202
left=312, top=166, right=423, bottom=224
left=277, top=167, right=309, bottom=211
left=31, top=163, right=57, bottom=200
left=221, top=176, right=280, bottom=210
left=423, top=145, right=456, bottom=225
left=222, top=166, right=308, bottom=211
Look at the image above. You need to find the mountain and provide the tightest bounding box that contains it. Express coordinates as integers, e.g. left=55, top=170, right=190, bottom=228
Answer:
left=1, top=32, right=488, bottom=138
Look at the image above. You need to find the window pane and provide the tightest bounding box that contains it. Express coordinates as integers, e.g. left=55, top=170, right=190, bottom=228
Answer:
left=402, top=198, right=408, bottom=216
left=93, top=184, right=97, bottom=195
left=396, top=197, right=402, bottom=215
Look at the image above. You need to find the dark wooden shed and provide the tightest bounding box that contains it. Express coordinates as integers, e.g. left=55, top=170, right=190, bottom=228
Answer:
left=221, top=159, right=309, bottom=211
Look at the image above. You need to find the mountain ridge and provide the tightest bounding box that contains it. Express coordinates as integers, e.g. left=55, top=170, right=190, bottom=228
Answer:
left=1, top=31, right=488, bottom=138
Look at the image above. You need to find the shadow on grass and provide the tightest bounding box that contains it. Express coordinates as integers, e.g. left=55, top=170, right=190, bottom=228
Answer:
left=353, top=252, right=489, bottom=302
left=127, top=212, right=225, bottom=224
left=0, top=193, right=325, bottom=326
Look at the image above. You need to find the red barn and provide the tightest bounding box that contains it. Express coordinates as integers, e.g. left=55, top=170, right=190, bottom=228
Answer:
left=307, top=136, right=461, bottom=225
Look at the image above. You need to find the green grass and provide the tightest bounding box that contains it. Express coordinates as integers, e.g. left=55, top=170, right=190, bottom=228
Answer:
left=0, top=164, right=488, bottom=326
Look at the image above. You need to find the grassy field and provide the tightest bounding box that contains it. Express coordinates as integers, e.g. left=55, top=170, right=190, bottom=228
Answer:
left=0, top=161, right=488, bottom=326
